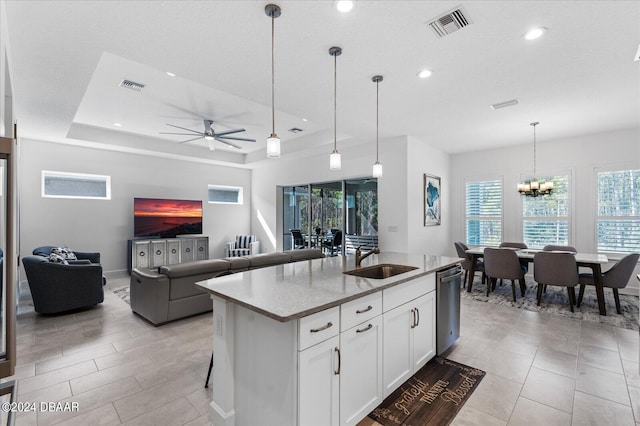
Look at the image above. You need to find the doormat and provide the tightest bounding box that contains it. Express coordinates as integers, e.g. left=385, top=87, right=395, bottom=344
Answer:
left=368, top=356, right=485, bottom=426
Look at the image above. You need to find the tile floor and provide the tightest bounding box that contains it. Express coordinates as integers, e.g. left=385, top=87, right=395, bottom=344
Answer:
left=2, top=273, right=639, bottom=425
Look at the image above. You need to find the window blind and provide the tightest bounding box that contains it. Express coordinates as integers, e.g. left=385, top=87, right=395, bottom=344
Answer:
left=465, top=179, right=502, bottom=246
left=522, top=175, right=569, bottom=248
left=597, top=169, right=640, bottom=253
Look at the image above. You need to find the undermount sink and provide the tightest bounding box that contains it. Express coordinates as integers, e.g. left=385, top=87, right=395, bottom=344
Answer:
left=343, top=264, right=419, bottom=279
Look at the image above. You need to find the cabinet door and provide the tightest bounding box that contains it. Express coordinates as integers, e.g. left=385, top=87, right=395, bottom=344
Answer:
left=412, top=292, right=436, bottom=371
left=382, top=301, right=413, bottom=398
left=181, top=238, right=195, bottom=262
left=298, top=335, right=339, bottom=426
left=195, top=237, right=208, bottom=260
left=340, top=316, right=382, bottom=426
left=166, top=240, right=181, bottom=265
left=132, top=241, right=150, bottom=269
left=150, top=240, right=166, bottom=268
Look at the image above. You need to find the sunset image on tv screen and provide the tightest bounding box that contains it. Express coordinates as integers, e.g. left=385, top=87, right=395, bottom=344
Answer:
left=134, top=198, right=203, bottom=238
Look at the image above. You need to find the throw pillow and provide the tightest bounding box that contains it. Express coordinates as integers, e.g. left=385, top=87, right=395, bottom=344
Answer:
left=49, top=252, right=69, bottom=265
left=51, top=246, right=77, bottom=261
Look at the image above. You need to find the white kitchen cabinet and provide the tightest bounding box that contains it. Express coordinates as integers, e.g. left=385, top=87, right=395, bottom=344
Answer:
left=299, top=335, right=340, bottom=426
left=339, top=315, right=383, bottom=426
left=382, top=274, right=436, bottom=398
left=298, top=297, right=382, bottom=426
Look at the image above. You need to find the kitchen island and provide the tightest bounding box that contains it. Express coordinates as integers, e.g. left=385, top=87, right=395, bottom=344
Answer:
left=196, top=252, right=462, bottom=426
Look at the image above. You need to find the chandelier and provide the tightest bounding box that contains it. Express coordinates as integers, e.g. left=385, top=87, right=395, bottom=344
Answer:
left=518, top=122, right=553, bottom=197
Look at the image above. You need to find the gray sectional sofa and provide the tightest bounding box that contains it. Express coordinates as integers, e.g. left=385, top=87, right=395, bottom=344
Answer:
left=130, top=249, right=324, bottom=325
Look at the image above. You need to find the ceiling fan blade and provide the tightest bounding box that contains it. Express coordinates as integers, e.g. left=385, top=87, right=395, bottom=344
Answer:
left=165, top=123, right=203, bottom=134
left=217, top=135, right=256, bottom=142
left=214, top=137, right=242, bottom=149
left=214, top=128, right=246, bottom=137
left=179, top=136, right=204, bottom=144
left=159, top=132, right=204, bottom=136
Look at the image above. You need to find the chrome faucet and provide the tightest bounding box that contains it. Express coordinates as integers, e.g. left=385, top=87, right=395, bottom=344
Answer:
left=355, top=246, right=380, bottom=267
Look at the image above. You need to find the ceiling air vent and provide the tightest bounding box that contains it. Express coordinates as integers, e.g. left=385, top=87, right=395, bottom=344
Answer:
left=427, top=6, right=471, bottom=38
left=119, top=79, right=145, bottom=92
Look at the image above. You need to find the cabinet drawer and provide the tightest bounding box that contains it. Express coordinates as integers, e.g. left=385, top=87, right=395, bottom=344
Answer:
left=341, top=292, right=382, bottom=332
left=383, top=273, right=435, bottom=312
left=299, top=307, right=340, bottom=351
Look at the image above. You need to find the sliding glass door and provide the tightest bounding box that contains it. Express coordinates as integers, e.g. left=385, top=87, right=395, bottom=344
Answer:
left=282, top=186, right=309, bottom=250
left=281, top=178, right=377, bottom=256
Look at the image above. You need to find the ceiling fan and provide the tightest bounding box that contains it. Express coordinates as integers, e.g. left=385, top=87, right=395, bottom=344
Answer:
left=160, top=119, right=256, bottom=150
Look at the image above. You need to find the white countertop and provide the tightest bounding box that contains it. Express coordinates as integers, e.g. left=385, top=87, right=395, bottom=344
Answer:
left=195, top=252, right=462, bottom=322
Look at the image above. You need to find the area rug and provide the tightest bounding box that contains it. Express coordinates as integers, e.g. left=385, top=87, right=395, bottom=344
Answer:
left=462, top=278, right=639, bottom=330
left=112, top=285, right=130, bottom=305
left=368, top=356, right=485, bottom=426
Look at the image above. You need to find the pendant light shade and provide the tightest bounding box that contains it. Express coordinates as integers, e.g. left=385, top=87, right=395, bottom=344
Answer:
left=372, top=75, right=383, bottom=178
left=265, top=4, right=281, bottom=158
left=329, top=46, right=342, bottom=170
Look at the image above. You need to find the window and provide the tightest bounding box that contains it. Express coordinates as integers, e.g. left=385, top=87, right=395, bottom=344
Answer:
left=596, top=168, right=640, bottom=253
left=522, top=174, right=570, bottom=249
left=465, top=178, right=502, bottom=246
left=208, top=185, right=243, bottom=205
left=42, top=170, right=110, bottom=199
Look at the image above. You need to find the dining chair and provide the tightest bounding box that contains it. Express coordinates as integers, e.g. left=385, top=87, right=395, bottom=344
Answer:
left=499, top=242, right=528, bottom=249
left=499, top=242, right=529, bottom=275
left=290, top=229, right=306, bottom=249
left=322, top=230, right=342, bottom=256
left=543, top=245, right=577, bottom=252
left=483, top=248, right=527, bottom=302
left=533, top=251, right=579, bottom=312
left=576, top=253, right=639, bottom=314
left=454, top=241, right=485, bottom=290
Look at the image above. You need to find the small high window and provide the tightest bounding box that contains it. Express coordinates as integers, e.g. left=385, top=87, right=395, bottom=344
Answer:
left=42, top=171, right=111, bottom=200
left=208, top=185, right=243, bottom=205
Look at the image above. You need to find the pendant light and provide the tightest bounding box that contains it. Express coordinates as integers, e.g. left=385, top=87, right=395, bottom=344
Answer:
left=517, top=121, right=554, bottom=197
left=372, top=75, right=383, bottom=178
left=265, top=4, right=281, bottom=158
left=329, top=46, right=342, bottom=170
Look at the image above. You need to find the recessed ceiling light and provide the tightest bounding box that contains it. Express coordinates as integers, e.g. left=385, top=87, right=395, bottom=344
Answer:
left=302, top=118, right=308, bottom=122
left=417, top=69, right=432, bottom=79
left=166, top=71, right=176, bottom=77
left=523, top=27, right=547, bottom=40
left=113, top=122, right=123, bottom=127
left=335, top=1, right=354, bottom=13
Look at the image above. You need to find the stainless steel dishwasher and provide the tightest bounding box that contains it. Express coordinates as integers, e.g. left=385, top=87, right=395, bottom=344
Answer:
left=436, top=265, right=463, bottom=354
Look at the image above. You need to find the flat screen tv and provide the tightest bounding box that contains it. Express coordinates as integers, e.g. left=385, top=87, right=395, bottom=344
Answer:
left=134, top=198, right=203, bottom=238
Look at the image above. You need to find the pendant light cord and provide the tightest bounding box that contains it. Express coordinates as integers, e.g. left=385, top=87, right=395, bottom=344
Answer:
left=271, top=13, right=275, bottom=136
left=333, top=53, right=337, bottom=151
left=376, top=80, right=379, bottom=162
left=532, top=122, right=537, bottom=177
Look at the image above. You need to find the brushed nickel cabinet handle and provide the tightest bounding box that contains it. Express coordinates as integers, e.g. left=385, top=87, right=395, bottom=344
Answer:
left=356, top=323, right=373, bottom=333
left=415, top=307, right=420, bottom=327
left=310, top=322, right=333, bottom=333
left=334, top=347, right=341, bottom=375
left=410, top=308, right=416, bottom=329
left=356, top=305, right=373, bottom=314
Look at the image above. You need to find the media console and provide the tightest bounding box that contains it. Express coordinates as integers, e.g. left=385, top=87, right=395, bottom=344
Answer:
left=127, top=236, right=209, bottom=274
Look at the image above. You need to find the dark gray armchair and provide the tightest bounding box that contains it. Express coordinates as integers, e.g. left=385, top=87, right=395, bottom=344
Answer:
left=22, top=248, right=104, bottom=314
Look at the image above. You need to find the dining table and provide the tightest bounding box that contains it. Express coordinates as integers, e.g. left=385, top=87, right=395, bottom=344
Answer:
left=465, top=247, right=610, bottom=316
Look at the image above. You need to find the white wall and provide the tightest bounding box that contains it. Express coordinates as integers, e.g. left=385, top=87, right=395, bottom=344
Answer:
left=19, top=138, right=252, bottom=272
left=251, top=135, right=453, bottom=257
left=407, top=136, right=451, bottom=255
left=450, top=127, right=640, bottom=291
left=0, top=0, right=10, bottom=137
